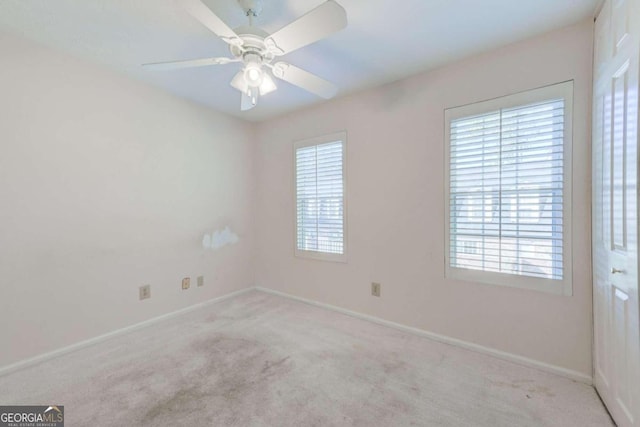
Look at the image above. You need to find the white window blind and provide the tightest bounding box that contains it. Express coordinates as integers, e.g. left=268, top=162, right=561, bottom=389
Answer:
left=449, top=96, right=567, bottom=283
left=296, top=136, right=345, bottom=260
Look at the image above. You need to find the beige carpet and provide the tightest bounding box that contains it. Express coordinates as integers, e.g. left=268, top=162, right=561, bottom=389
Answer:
left=0, top=290, right=612, bottom=426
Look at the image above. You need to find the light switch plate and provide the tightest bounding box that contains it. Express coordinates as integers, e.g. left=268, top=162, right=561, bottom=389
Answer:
left=139, top=285, right=151, bottom=300
left=182, top=277, right=190, bottom=290
left=371, top=282, right=381, bottom=297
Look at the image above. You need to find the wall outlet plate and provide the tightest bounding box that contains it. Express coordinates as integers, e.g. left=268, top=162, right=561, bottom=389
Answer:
left=139, top=285, right=151, bottom=300
left=371, top=282, right=381, bottom=297
left=197, top=276, right=204, bottom=287
left=182, top=277, right=190, bottom=290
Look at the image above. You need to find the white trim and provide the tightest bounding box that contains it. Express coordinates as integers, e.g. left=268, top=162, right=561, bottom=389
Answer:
left=293, top=131, right=348, bottom=263
left=0, top=287, right=254, bottom=378
left=444, top=81, right=574, bottom=296
left=1, top=286, right=593, bottom=385
left=255, top=286, right=592, bottom=384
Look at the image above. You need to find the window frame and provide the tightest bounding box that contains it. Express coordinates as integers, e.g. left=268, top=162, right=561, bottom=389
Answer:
left=444, top=81, right=574, bottom=296
left=293, top=131, right=348, bottom=263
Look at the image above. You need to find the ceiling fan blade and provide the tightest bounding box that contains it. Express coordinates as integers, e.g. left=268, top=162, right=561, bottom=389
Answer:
left=265, top=1, right=347, bottom=55
left=271, top=62, right=338, bottom=99
left=183, top=0, right=243, bottom=47
left=142, top=57, right=236, bottom=70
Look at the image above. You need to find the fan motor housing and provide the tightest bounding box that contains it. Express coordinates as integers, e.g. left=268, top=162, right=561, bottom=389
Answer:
left=230, top=27, right=273, bottom=62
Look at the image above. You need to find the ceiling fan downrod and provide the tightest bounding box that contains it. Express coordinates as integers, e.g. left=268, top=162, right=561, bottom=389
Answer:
left=238, top=0, right=263, bottom=24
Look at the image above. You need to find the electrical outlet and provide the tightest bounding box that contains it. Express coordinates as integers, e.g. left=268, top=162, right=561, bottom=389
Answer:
left=371, top=282, right=381, bottom=297
left=197, top=276, right=204, bottom=287
left=139, top=285, right=151, bottom=300
left=182, top=277, right=190, bottom=290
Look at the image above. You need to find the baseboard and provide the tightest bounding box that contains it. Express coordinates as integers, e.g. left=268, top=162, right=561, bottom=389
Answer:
left=2, top=286, right=593, bottom=385
left=255, top=286, right=593, bottom=385
left=0, top=287, right=254, bottom=378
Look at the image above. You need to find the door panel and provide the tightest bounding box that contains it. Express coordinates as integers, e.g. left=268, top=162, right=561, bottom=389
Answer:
left=611, top=63, right=628, bottom=251
left=593, top=0, right=640, bottom=426
left=613, top=0, right=630, bottom=52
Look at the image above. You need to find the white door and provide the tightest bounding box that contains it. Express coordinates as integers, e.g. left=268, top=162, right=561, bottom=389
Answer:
left=593, top=0, right=640, bottom=426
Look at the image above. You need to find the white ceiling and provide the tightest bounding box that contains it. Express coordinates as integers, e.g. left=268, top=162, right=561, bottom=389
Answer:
left=0, top=0, right=598, bottom=121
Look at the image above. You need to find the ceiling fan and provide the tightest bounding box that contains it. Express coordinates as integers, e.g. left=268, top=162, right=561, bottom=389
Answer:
left=143, top=0, right=348, bottom=111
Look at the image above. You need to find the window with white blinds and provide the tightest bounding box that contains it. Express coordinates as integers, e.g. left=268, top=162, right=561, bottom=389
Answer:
left=295, top=132, right=346, bottom=262
left=445, top=82, right=573, bottom=295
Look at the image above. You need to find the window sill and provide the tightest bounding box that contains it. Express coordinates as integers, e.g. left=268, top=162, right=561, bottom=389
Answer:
left=295, top=249, right=347, bottom=263
left=446, top=266, right=572, bottom=296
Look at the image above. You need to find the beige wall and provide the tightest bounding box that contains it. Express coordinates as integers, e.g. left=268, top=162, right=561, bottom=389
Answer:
left=1, top=19, right=595, bottom=377
left=0, top=33, right=255, bottom=367
left=255, top=20, right=594, bottom=377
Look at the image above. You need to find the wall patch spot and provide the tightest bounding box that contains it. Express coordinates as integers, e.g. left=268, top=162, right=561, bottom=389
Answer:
left=202, top=226, right=239, bottom=250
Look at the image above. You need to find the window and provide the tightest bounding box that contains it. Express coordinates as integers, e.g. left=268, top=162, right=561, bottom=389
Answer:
left=445, top=82, right=573, bottom=295
left=295, top=132, right=347, bottom=262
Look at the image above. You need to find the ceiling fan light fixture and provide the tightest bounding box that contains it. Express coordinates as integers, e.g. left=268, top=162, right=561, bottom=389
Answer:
left=259, top=73, right=277, bottom=96
left=243, top=63, right=264, bottom=87
left=230, top=70, right=248, bottom=93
